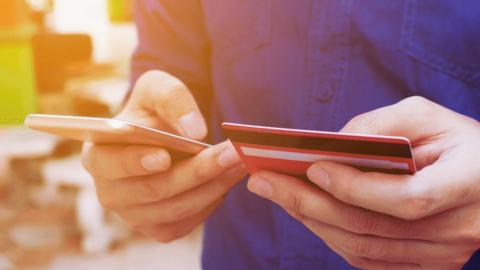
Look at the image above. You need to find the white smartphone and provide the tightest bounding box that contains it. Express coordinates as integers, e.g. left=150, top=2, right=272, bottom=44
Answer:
left=24, top=114, right=211, bottom=154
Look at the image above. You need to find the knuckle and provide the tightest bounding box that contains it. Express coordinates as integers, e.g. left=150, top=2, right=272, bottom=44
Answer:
left=401, top=96, right=435, bottom=117
left=287, top=192, right=307, bottom=214
left=210, top=178, right=234, bottom=197
left=156, top=84, right=183, bottom=107
left=400, top=185, right=435, bottom=220
left=139, top=179, right=163, bottom=202
left=120, top=146, right=140, bottom=176
left=138, top=70, right=159, bottom=80
left=194, top=161, right=214, bottom=182
left=392, top=219, right=419, bottom=237
left=402, top=197, right=434, bottom=220
left=137, top=70, right=186, bottom=101
left=346, top=113, right=381, bottom=135
left=343, top=235, right=366, bottom=255
left=335, top=181, right=357, bottom=207
left=402, top=95, right=429, bottom=107
left=154, top=78, right=186, bottom=105
left=163, top=203, right=193, bottom=223
left=214, top=176, right=232, bottom=189
left=343, top=235, right=385, bottom=259
left=344, top=208, right=380, bottom=234
left=136, top=71, right=160, bottom=95
left=137, top=70, right=166, bottom=88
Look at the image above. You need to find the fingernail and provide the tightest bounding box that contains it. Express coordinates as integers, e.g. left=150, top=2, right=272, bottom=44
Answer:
left=248, top=175, right=272, bottom=198
left=217, top=144, right=241, bottom=168
left=141, top=151, right=169, bottom=172
left=178, top=111, right=207, bottom=140
left=307, top=165, right=330, bottom=189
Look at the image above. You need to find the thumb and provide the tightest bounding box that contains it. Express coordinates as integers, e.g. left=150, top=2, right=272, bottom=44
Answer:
left=340, top=96, right=454, bottom=141
left=122, top=70, right=207, bottom=140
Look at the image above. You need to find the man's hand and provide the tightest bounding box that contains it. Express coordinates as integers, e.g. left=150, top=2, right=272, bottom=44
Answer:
left=247, top=96, right=480, bottom=269
left=82, top=71, right=247, bottom=242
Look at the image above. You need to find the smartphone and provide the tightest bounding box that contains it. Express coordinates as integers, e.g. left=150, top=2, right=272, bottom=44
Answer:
left=222, top=122, right=416, bottom=176
left=25, top=114, right=211, bottom=154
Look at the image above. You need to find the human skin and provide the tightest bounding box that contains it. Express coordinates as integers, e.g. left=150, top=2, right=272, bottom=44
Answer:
left=82, top=70, right=247, bottom=242
left=248, top=96, right=480, bottom=270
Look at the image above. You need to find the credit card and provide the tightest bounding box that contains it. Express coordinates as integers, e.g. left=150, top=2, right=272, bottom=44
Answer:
left=222, top=122, right=416, bottom=176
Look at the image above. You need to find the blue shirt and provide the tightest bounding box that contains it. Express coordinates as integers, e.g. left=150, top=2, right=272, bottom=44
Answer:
left=131, top=1, right=480, bottom=269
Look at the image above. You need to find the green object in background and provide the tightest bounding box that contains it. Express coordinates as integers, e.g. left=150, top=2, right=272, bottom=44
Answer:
left=108, top=0, right=133, bottom=23
left=0, top=25, right=37, bottom=127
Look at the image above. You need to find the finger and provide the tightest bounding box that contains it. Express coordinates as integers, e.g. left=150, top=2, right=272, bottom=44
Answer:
left=287, top=210, right=422, bottom=269
left=256, top=171, right=476, bottom=267
left=82, top=143, right=171, bottom=180
left=290, top=213, right=468, bottom=265
left=249, top=171, right=419, bottom=240
left=248, top=170, right=474, bottom=243
left=136, top=199, right=221, bottom=243
left=410, top=140, right=445, bottom=170
left=96, top=141, right=242, bottom=208
left=340, top=96, right=456, bottom=140
left=339, top=96, right=470, bottom=176
left=411, top=202, right=480, bottom=245
left=118, top=165, right=246, bottom=225
left=123, top=70, right=207, bottom=140
left=307, top=160, right=471, bottom=220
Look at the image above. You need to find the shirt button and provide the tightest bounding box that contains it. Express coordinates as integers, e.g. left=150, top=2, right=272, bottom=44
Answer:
left=314, top=83, right=334, bottom=103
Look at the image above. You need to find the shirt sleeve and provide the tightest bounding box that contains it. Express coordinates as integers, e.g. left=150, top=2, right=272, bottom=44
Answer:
left=129, top=0, right=213, bottom=117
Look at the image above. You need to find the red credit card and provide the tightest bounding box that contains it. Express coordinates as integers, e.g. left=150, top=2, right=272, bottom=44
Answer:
left=222, top=122, right=416, bottom=176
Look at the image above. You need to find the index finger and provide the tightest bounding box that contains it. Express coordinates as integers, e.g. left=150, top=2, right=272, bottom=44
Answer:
left=82, top=143, right=171, bottom=180
left=95, top=141, right=244, bottom=207
left=307, top=160, right=470, bottom=220
left=123, top=70, right=207, bottom=140
left=247, top=170, right=426, bottom=240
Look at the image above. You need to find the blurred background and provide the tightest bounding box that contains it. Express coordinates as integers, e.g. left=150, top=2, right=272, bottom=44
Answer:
left=0, top=1, right=201, bottom=269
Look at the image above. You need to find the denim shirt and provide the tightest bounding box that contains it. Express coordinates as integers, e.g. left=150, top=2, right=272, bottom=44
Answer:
left=131, top=1, right=480, bottom=269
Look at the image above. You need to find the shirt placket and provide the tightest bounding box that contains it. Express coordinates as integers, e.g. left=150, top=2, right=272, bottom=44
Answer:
left=300, top=0, right=353, bottom=131
left=283, top=0, right=353, bottom=269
